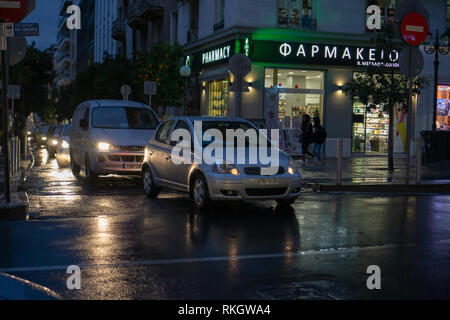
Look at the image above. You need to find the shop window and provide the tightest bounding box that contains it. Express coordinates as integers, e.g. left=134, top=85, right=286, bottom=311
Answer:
left=206, top=79, right=229, bottom=117
left=352, top=101, right=389, bottom=154
left=278, top=0, right=316, bottom=29
left=264, top=68, right=324, bottom=129
left=437, top=85, right=450, bottom=131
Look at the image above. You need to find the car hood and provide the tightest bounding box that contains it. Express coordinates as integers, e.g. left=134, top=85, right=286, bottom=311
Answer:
left=93, top=128, right=155, bottom=146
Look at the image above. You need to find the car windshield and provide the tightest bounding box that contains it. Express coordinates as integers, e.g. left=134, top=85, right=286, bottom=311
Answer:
left=197, top=121, right=271, bottom=148
left=92, top=107, right=159, bottom=130
left=38, top=126, right=49, bottom=134
left=53, top=127, right=63, bottom=137
left=62, top=125, right=72, bottom=137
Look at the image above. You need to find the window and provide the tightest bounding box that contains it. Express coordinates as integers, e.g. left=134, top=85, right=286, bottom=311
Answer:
left=278, top=0, right=315, bottom=29
left=206, top=79, right=229, bottom=117
left=156, top=121, right=175, bottom=145
left=366, top=0, right=398, bottom=32
left=264, top=68, right=324, bottom=129
left=214, top=0, right=225, bottom=31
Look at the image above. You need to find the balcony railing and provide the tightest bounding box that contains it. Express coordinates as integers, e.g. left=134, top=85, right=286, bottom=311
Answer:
left=112, top=19, right=126, bottom=42
left=128, top=0, right=163, bottom=29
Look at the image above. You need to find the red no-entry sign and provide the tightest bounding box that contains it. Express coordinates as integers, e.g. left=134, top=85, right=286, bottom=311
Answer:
left=0, top=0, right=28, bottom=23
left=401, top=12, right=429, bottom=46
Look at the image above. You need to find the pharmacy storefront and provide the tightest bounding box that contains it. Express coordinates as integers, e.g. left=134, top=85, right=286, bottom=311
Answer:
left=239, top=39, right=407, bottom=156
left=189, top=35, right=411, bottom=156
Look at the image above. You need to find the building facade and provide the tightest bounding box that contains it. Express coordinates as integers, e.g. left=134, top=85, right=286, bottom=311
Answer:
left=55, top=0, right=78, bottom=88
left=175, top=0, right=449, bottom=157
left=113, top=0, right=178, bottom=59
left=94, top=0, right=119, bottom=63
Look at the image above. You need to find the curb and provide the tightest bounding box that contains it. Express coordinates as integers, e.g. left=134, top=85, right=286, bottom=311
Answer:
left=313, top=184, right=450, bottom=194
left=0, top=273, right=61, bottom=300
left=0, top=192, right=29, bottom=221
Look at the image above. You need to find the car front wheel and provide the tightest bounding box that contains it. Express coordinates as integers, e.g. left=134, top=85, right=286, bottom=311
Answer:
left=142, top=166, right=160, bottom=199
left=85, top=154, right=98, bottom=184
left=192, top=174, right=211, bottom=210
left=70, top=152, right=80, bottom=176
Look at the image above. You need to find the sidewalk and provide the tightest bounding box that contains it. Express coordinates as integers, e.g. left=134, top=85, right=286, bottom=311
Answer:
left=0, top=154, right=32, bottom=220
left=296, top=155, right=450, bottom=190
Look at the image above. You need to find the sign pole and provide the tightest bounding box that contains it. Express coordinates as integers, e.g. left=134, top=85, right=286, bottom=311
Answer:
left=405, top=45, right=414, bottom=185
left=1, top=21, right=11, bottom=202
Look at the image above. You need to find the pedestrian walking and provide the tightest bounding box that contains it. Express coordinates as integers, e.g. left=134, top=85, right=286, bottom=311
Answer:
left=312, top=116, right=327, bottom=162
left=300, top=114, right=315, bottom=161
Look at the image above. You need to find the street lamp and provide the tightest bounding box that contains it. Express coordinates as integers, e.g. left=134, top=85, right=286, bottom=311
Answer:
left=179, top=65, right=191, bottom=116
left=423, top=30, right=450, bottom=131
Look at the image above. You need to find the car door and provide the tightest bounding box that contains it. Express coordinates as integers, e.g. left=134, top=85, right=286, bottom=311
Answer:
left=150, top=120, right=175, bottom=187
left=168, top=120, right=193, bottom=190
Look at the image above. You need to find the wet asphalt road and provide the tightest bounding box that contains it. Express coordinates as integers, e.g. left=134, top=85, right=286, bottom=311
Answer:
left=1, top=148, right=450, bottom=300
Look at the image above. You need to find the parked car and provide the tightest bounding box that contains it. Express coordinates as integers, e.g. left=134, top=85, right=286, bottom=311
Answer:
left=70, top=100, right=160, bottom=182
left=56, top=124, right=72, bottom=168
left=142, top=117, right=302, bottom=209
left=47, top=125, right=63, bottom=157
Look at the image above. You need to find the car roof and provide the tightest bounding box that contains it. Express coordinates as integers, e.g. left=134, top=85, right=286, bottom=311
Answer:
left=85, top=100, right=149, bottom=108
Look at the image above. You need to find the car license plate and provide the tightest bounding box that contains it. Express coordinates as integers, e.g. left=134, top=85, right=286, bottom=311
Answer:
left=124, top=164, right=141, bottom=169
left=259, top=178, right=279, bottom=186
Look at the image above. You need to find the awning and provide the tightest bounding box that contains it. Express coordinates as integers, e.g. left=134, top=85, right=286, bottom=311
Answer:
left=198, top=66, right=230, bottom=82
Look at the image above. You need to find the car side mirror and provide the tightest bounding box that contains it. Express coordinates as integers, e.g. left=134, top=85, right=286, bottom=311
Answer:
left=80, top=119, right=88, bottom=130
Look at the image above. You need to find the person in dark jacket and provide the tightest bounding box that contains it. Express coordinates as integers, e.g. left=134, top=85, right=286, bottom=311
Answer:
left=300, top=114, right=315, bottom=160
left=312, top=117, right=327, bottom=162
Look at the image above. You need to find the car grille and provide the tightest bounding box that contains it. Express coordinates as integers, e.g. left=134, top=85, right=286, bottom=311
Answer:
left=246, top=188, right=287, bottom=197
left=117, top=146, right=145, bottom=152
left=107, top=155, right=144, bottom=163
left=244, top=167, right=285, bottom=176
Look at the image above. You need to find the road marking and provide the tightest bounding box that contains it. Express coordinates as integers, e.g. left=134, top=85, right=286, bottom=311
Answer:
left=0, top=243, right=415, bottom=274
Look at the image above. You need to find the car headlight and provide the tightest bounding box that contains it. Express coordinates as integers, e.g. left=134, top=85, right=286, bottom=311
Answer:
left=42, top=136, right=47, bottom=141
left=288, top=158, right=297, bottom=175
left=52, top=139, right=58, bottom=146
left=212, top=161, right=240, bottom=176
left=97, top=142, right=112, bottom=151
left=62, top=141, right=70, bottom=149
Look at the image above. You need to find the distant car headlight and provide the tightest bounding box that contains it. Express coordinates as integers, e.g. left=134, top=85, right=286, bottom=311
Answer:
left=212, top=161, right=240, bottom=176
left=41, top=136, right=47, bottom=141
left=51, top=139, right=58, bottom=146
left=288, top=158, right=297, bottom=175
left=62, top=141, right=70, bottom=149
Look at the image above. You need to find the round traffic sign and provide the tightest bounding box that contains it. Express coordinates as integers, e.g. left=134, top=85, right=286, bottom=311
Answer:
left=401, top=12, right=429, bottom=46
left=0, top=0, right=28, bottom=23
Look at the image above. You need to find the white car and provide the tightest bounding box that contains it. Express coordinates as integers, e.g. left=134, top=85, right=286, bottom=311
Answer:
left=70, top=100, right=160, bottom=183
left=142, top=117, right=302, bottom=209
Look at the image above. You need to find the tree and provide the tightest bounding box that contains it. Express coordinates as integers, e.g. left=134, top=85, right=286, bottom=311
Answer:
left=8, top=43, right=54, bottom=138
left=343, top=67, right=426, bottom=171
left=136, top=41, right=185, bottom=114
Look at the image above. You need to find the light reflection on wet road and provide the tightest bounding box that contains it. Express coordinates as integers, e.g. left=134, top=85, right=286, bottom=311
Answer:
left=0, top=149, right=449, bottom=299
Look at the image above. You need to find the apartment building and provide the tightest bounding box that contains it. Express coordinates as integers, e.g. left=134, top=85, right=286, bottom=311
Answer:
left=174, top=0, right=450, bottom=157
left=113, top=0, right=178, bottom=58
left=55, top=0, right=78, bottom=88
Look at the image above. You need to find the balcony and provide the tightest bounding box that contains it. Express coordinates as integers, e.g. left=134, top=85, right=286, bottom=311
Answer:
left=128, top=0, right=163, bottom=30
left=112, top=19, right=126, bottom=42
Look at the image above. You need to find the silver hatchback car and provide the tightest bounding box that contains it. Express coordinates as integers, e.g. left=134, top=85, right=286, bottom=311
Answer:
left=142, top=117, right=302, bottom=209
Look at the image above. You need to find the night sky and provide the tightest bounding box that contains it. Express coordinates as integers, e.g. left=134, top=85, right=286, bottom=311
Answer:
left=22, top=0, right=59, bottom=50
